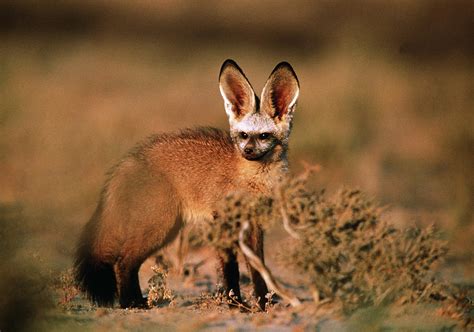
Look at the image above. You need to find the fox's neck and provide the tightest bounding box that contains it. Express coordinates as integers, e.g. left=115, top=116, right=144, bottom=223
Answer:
left=236, top=144, right=288, bottom=195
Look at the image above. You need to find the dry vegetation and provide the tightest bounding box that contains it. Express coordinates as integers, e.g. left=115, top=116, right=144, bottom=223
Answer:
left=195, top=168, right=471, bottom=327
left=0, top=0, right=473, bottom=330
left=279, top=173, right=449, bottom=310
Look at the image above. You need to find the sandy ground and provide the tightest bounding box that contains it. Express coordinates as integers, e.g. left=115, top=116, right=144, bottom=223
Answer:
left=41, top=238, right=467, bottom=331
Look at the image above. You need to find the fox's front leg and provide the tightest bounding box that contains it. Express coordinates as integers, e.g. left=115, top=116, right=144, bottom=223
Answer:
left=217, top=247, right=242, bottom=307
left=245, top=223, right=269, bottom=310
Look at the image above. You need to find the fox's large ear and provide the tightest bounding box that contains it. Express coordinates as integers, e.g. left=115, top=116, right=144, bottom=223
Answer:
left=219, top=59, right=257, bottom=120
left=261, top=62, right=299, bottom=122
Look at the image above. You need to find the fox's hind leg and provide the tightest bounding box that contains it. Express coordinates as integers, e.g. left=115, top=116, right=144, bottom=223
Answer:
left=114, top=259, right=146, bottom=308
left=218, top=248, right=242, bottom=307
left=104, top=168, right=183, bottom=308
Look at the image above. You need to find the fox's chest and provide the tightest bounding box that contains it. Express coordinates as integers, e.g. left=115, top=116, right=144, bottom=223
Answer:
left=237, top=162, right=285, bottom=196
left=243, top=175, right=275, bottom=196
left=180, top=161, right=284, bottom=225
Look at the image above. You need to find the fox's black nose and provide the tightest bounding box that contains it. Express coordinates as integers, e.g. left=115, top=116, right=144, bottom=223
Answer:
left=244, top=147, right=254, bottom=154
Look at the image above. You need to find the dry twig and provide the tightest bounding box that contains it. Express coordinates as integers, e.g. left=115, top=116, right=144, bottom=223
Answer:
left=238, top=221, right=301, bottom=307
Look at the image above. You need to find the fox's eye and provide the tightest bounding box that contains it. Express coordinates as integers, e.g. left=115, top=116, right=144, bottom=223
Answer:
left=259, top=133, right=270, bottom=140
left=240, top=132, right=248, bottom=139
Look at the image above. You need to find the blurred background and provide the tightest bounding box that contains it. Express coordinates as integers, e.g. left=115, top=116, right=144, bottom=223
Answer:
left=0, top=0, right=472, bottom=326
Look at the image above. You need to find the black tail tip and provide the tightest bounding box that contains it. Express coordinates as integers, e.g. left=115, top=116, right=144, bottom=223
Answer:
left=74, top=256, right=117, bottom=307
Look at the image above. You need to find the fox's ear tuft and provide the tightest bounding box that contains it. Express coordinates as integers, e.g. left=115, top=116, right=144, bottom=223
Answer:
left=261, top=62, right=299, bottom=121
left=219, top=59, right=257, bottom=120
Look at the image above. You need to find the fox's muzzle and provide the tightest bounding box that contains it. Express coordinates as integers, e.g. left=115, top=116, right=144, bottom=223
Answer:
left=243, top=139, right=259, bottom=160
left=242, top=146, right=269, bottom=160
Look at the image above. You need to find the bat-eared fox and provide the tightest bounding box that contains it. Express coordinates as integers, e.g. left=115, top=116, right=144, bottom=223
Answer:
left=74, top=59, right=300, bottom=310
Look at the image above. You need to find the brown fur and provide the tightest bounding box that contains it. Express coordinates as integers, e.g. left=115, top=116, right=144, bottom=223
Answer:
left=74, top=60, right=299, bottom=309
left=75, top=128, right=286, bottom=307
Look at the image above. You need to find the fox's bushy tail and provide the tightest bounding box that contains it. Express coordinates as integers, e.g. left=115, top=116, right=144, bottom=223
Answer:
left=74, top=210, right=116, bottom=307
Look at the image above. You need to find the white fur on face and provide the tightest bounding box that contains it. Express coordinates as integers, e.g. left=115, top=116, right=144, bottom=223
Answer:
left=230, top=112, right=278, bottom=135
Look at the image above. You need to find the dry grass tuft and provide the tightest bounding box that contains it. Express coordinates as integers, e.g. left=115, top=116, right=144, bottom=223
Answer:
left=146, top=265, right=174, bottom=308
left=54, top=268, right=80, bottom=309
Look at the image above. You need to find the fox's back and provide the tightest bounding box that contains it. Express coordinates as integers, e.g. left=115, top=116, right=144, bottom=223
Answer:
left=136, top=127, right=239, bottom=214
